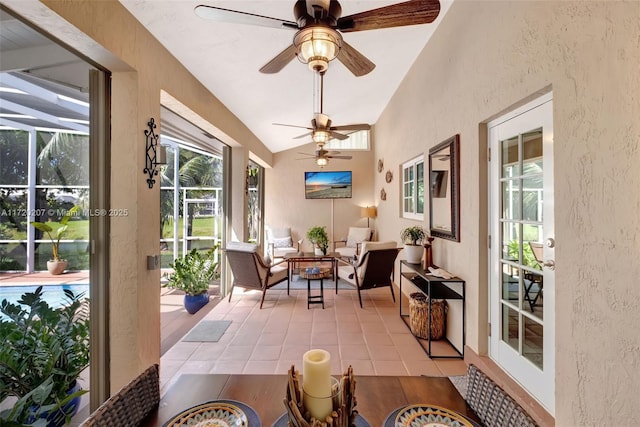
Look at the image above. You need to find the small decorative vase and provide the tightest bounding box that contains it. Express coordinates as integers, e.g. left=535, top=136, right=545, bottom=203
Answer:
left=423, top=237, right=435, bottom=270
left=314, top=248, right=324, bottom=256
left=184, top=292, right=209, bottom=314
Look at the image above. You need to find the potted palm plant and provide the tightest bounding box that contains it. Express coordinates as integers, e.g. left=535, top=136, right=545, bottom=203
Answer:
left=30, top=205, right=80, bottom=275
left=401, top=225, right=428, bottom=264
left=163, top=245, right=220, bottom=314
left=0, top=286, right=89, bottom=426
left=306, top=226, right=329, bottom=255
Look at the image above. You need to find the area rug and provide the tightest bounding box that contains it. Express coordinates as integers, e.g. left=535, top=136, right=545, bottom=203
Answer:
left=272, top=277, right=355, bottom=291
left=182, top=320, right=232, bottom=342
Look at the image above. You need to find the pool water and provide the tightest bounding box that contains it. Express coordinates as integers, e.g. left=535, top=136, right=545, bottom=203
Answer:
left=0, top=284, right=90, bottom=318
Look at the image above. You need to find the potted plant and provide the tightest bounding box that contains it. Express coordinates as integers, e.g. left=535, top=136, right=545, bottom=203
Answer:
left=306, top=226, right=329, bottom=255
left=30, top=205, right=80, bottom=275
left=0, top=286, right=89, bottom=426
left=163, top=245, right=220, bottom=314
left=401, top=225, right=428, bottom=264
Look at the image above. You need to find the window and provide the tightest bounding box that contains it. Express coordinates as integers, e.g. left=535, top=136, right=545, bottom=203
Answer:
left=402, top=155, right=424, bottom=219
left=324, top=129, right=369, bottom=150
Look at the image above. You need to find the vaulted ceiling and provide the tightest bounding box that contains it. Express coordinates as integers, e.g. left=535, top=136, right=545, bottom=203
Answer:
left=0, top=2, right=452, bottom=153
left=120, top=0, right=452, bottom=152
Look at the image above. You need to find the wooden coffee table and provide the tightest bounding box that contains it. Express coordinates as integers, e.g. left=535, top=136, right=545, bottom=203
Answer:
left=284, top=252, right=339, bottom=295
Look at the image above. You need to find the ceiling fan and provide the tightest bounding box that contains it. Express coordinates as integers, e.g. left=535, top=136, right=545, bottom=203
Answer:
left=297, top=144, right=352, bottom=167
left=274, top=112, right=370, bottom=144
left=195, top=0, right=441, bottom=76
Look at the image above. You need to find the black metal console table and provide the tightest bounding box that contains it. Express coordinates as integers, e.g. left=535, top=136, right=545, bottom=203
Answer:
left=399, top=261, right=465, bottom=359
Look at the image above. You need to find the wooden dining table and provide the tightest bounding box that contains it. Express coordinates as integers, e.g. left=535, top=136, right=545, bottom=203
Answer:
left=142, top=373, right=481, bottom=427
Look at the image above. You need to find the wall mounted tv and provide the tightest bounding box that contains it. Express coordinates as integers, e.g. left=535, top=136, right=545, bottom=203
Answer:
left=304, top=171, right=353, bottom=199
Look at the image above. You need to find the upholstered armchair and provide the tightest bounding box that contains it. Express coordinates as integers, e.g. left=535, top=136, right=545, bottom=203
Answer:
left=337, top=241, right=400, bottom=307
left=266, top=226, right=300, bottom=259
left=334, top=227, right=374, bottom=259
left=224, top=241, right=289, bottom=308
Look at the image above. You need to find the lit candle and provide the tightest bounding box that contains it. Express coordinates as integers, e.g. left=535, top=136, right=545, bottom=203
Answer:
left=302, top=349, right=333, bottom=421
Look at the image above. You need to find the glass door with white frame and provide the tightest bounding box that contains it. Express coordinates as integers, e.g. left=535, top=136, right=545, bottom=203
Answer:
left=488, top=94, right=555, bottom=414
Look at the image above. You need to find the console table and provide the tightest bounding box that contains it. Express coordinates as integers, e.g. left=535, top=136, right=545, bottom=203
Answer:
left=399, top=261, right=465, bottom=359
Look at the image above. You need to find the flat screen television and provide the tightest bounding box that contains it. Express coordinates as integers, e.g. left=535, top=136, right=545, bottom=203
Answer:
left=304, top=171, right=352, bottom=199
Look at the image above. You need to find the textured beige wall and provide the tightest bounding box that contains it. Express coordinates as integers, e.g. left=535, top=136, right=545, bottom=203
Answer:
left=265, top=141, right=375, bottom=251
left=374, top=1, right=639, bottom=424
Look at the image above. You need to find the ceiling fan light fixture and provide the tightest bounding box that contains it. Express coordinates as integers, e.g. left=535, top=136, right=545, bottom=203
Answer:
left=312, top=130, right=330, bottom=144
left=316, top=157, right=328, bottom=167
left=294, top=27, right=342, bottom=72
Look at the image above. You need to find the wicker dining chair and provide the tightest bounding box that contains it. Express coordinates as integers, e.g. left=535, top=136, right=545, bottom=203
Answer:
left=80, top=364, right=159, bottom=427
left=465, top=364, right=538, bottom=427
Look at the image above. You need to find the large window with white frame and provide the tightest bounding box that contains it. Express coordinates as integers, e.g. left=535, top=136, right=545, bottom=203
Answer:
left=323, top=129, right=369, bottom=150
left=402, top=155, right=425, bottom=220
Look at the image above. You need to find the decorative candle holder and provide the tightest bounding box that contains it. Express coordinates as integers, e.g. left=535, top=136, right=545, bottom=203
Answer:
left=303, top=376, right=340, bottom=419
left=284, top=365, right=358, bottom=427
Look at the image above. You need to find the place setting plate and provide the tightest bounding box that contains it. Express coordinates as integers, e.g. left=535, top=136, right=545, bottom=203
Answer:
left=383, top=404, right=481, bottom=427
left=163, top=399, right=261, bottom=427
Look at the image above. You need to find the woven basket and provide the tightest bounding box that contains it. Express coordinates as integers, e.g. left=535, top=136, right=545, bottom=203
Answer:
left=409, top=292, right=447, bottom=340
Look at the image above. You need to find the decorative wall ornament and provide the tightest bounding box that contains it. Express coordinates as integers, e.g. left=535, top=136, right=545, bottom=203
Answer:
left=380, top=188, right=387, bottom=201
left=385, top=170, right=393, bottom=183
left=143, top=118, right=167, bottom=189
left=378, top=159, right=384, bottom=173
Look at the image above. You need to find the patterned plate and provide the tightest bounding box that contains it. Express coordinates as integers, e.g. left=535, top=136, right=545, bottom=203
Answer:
left=383, top=404, right=480, bottom=427
left=164, top=400, right=261, bottom=427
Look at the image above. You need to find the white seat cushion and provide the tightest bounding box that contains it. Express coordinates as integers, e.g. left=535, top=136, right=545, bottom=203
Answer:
left=226, top=241, right=258, bottom=252
left=357, top=241, right=398, bottom=276
left=267, top=263, right=289, bottom=286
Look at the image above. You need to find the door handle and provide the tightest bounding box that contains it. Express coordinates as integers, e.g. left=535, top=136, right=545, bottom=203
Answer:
left=542, top=260, right=555, bottom=271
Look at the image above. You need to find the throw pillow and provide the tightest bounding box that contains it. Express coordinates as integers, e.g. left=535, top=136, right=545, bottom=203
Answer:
left=346, top=228, right=371, bottom=247
left=272, top=237, right=293, bottom=248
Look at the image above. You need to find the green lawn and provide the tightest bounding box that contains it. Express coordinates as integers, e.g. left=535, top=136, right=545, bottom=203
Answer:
left=162, top=216, right=220, bottom=238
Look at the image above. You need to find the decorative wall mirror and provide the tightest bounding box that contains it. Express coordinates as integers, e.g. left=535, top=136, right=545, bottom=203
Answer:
left=429, top=134, right=460, bottom=241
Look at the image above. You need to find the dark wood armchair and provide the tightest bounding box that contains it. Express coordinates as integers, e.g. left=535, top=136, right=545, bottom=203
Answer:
left=337, top=241, right=400, bottom=308
left=224, top=241, right=289, bottom=308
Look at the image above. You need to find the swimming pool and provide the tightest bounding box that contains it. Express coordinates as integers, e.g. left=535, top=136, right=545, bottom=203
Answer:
left=0, top=284, right=90, bottom=318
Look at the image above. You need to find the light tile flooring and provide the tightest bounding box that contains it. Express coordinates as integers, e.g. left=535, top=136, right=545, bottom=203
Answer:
left=160, top=283, right=468, bottom=395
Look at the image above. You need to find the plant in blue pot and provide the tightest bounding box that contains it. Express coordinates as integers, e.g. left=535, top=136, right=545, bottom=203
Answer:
left=163, top=245, right=220, bottom=314
left=0, top=286, right=89, bottom=426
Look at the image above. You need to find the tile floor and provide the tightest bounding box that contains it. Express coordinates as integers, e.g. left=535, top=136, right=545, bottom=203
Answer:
left=160, top=283, right=468, bottom=395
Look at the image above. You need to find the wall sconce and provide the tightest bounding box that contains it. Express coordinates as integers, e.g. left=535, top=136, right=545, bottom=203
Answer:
left=360, top=206, right=377, bottom=227
left=143, top=117, right=167, bottom=189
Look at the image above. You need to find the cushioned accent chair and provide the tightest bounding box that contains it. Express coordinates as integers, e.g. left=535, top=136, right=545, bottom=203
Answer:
left=80, top=364, right=159, bottom=427
left=224, top=241, right=289, bottom=308
left=337, top=241, right=400, bottom=308
left=334, top=227, right=374, bottom=259
left=266, top=226, right=300, bottom=259
left=465, top=364, right=538, bottom=427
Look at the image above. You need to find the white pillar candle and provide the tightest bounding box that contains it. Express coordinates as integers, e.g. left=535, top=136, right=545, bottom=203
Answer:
left=302, top=349, right=333, bottom=421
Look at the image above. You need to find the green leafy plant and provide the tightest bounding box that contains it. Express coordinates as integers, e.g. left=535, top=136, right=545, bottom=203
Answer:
left=30, top=205, right=80, bottom=261
left=400, top=225, right=427, bottom=245
left=0, top=286, right=89, bottom=425
left=507, top=240, right=541, bottom=270
left=163, top=245, right=220, bottom=295
left=306, top=226, right=329, bottom=255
